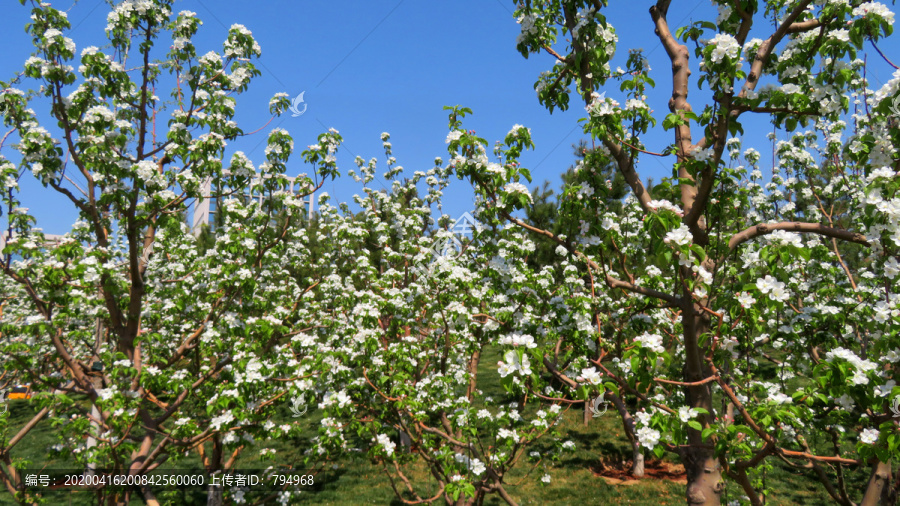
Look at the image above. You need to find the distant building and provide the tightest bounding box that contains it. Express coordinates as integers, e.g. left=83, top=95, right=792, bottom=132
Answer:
left=190, top=173, right=315, bottom=237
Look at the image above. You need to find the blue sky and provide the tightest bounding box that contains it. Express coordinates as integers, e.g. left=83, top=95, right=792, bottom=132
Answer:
left=2, top=1, right=897, bottom=235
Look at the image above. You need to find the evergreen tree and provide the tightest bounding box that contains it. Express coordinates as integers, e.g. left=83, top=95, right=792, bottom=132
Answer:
left=525, top=140, right=628, bottom=270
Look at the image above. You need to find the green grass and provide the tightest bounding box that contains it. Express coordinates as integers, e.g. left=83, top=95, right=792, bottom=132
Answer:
left=0, top=347, right=872, bottom=504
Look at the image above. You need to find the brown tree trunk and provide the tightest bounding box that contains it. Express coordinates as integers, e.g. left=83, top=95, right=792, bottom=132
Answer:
left=684, top=450, right=723, bottom=506
left=606, top=392, right=645, bottom=477
left=467, top=349, right=481, bottom=398
left=206, top=436, right=225, bottom=506
left=861, top=460, right=894, bottom=506
left=683, top=304, right=722, bottom=505
left=583, top=395, right=596, bottom=426
left=206, top=486, right=224, bottom=506
left=140, top=485, right=161, bottom=506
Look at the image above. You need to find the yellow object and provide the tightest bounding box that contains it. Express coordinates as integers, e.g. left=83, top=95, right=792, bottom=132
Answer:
left=7, top=385, right=31, bottom=400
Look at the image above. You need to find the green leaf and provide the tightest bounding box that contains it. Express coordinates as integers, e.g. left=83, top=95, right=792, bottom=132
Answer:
left=603, top=382, right=620, bottom=397
left=663, top=113, right=682, bottom=131
left=690, top=244, right=706, bottom=261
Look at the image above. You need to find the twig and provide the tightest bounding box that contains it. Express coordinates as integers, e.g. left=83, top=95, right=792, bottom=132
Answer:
left=869, top=38, right=899, bottom=69
left=613, top=134, right=667, bottom=157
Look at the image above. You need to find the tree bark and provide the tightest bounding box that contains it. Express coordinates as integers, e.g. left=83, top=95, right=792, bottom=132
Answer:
left=206, top=437, right=224, bottom=506
left=206, top=485, right=224, bottom=506
left=140, top=485, right=161, bottom=506
left=399, top=426, right=412, bottom=450
left=632, top=443, right=646, bottom=478
left=684, top=451, right=724, bottom=506
left=860, top=460, right=893, bottom=506
left=683, top=304, right=723, bottom=505
left=606, top=392, right=645, bottom=477
left=583, top=395, right=597, bottom=426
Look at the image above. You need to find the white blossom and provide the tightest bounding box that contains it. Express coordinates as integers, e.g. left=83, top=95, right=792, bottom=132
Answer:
left=860, top=428, right=880, bottom=444
left=664, top=225, right=693, bottom=246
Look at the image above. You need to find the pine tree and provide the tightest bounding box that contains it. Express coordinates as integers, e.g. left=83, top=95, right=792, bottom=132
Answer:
left=525, top=140, right=628, bottom=270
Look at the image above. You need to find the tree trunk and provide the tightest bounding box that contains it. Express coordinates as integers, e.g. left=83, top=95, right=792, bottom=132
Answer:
left=399, top=427, right=412, bottom=449
left=632, top=442, right=645, bottom=478
left=206, top=436, right=224, bottom=506
left=583, top=395, right=595, bottom=425
left=467, top=348, right=481, bottom=399
left=606, top=392, right=645, bottom=477
left=860, top=460, right=893, bottom=506
left=206, top=485, right=224, bottom=506
left=683, top=302, right=722, bottom=505
left=684, top=450, right=723, bottom=506
left=140, top=485, right=161, bottom=506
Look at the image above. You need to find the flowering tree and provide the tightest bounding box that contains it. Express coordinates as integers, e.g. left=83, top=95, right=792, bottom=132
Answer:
left=288, top=134, right=575, bottom=505
left=4, top=0, right=900, bottom=505
left=438, top=0, right=900, bottom=505
left=0, top=4, right=576, bottom=505
left=0, top=1, right=342, bottom=503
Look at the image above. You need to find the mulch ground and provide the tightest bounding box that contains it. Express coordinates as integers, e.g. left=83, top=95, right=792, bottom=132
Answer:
left=590, top=458, right=687, bottom=485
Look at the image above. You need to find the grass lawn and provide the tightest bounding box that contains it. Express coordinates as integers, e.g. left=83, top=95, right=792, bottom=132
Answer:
left=0, top=345, right=871, bottom=504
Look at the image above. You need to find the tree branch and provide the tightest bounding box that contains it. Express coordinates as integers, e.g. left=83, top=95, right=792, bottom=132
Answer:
left=728, top=222, right=869, bottom=251
left=650, top=0, right=701, bottom=236
left=741, top=0, right=816, bottom=96
left=501, top=211, right=680, bottom=304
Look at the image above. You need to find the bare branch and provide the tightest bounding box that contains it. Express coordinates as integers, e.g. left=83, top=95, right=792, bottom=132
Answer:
left=542, top=45, right=567, bottom=62
left=869, top=38, right=899, bottom=70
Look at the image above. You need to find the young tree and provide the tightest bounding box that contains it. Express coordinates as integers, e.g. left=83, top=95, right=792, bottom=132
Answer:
left=286, top=134, right=576, bottom=506
left=445, top=1, right=900, bottom=504
left=0, top=1, right=338, bottom=503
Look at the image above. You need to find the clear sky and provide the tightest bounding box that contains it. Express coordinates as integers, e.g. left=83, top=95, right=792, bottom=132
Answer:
left=1, top=1, right=897, bottom=235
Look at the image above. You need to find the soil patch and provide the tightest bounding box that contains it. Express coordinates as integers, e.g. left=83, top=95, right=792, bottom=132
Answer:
left=591, top=458, right=687, bottom=485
